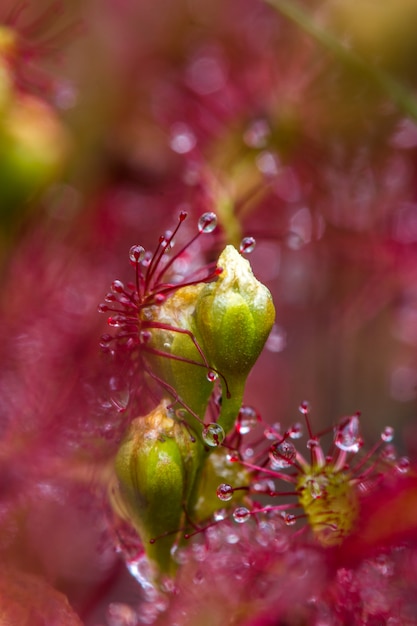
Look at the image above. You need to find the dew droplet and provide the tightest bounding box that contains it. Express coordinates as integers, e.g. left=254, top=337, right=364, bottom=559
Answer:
left=298, top=401, right=310, bottom=415
left=266, top=324, right=287, bottom=353
left=198, top=212, right=217, bottom=233
left=236, top=405, right=260, bottom=435
left=206, top=370, right=218, bottom=382
left=264, top=423, right=281, bottom=440
left=283, top=513, right=297, bottom=526
left=306, top=478, right=325, bottom=499
left=140, top=330, right=151, bottom=343
left=213, top=509, right=227, bottom=522
left=111, top=280, right=125, bottom=294
left=334, top=415, right=361, bottom=453
left=380, top=444, right=396, bottom=462
left=289, top=422, right=304, bottom=439
left=202, top=423, right=225, bottom=447
left=239, top=236, right=256, bottom=254
left=381, top=426, right=394, bottom=443
left=233, top=506, right=251, bottom=524
left=227, top=451, right=241, bottom=463
left=396, top=456, right=410, bottom=473
left=154, top=293, right=166, bottom=304
left=98, top=303, right=109, bottom=313
left=243, top=119, right=270, bottom=148
left=217, top=483, right=234, bottom=501
left=307, top=438, right=319, bottom=450
left=269, top=441, right=296, bottom=469
left=129, top=244, right=145, bottom=263
left=108, top=315, right=126, bottom=327
left=170, top=122, right=197, bottom=154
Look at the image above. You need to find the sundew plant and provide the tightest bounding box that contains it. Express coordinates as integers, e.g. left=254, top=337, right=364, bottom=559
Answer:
left=2, top=1, right=417, bottom=625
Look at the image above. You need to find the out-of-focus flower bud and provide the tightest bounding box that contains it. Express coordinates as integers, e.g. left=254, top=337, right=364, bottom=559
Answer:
left=327, top=0, right=417, bottom=73
left=194, top=245, right=275, bottom=434
left=0, top=58, right=13, bottom=114
left=113, top=402, right=201, bottom=575
left=0, top=93, right=70, bottom=236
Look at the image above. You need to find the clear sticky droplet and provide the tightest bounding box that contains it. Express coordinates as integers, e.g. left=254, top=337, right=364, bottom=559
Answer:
left=202, top=423, right=225, bottom=447
left=233, top=507, right=251, bottom=524
left=269, top=441, right=296, bottom=469
left=198, top=212, right=217, bottom=233
left=380, top=444, right=396, bottom=462
left=396, top=456, right=410, bottom=473
left=307, top=478, right=325, bottom=500
left=239, top=236, right=256, bottom=254
left=111, top=280, right=125, bottom=293
left=217, top=483, right=234, bottom=502
left=108, top=315, right=125, bottom=327
left=289, top=422, right=303, bottom=439
left=207, top=370, right=218, bottom=382
left=226, top=451, right=241, bottom=463
left=129, top=244, right=145, bottom=263
left=381, top=426, right=394, bottom=443
left=334, top=415, right=361, bottom=453
left=170, top=122, right=197, bottom=154
left=283, top=513, right=297, bottom=526
left=236, top=405, right=260, bottom=435
left=298, top=401, right=310, bottom=415
left=264, top=423, right=281, bottom=441
left=307, top=438, right=319, bottom=450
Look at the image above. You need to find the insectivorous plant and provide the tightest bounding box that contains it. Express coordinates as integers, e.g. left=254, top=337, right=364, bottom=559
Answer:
left=103, top=211, right=275, bottom=576
left=216, top=401, right=409, bottom=547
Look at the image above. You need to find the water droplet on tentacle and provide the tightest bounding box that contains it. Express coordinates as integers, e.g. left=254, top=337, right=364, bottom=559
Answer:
left=207, top=370, right=218, bottom=382
left=334, top=414, right=361, bottom=453
left=111, top=280, right=125, bottom=294
left=239, top=236, right=256, bottom=254
left=396, top=456, right=410, bottom=473
left=299, top=401, right=310, bottom=415
left=236, top=405, right=260, bottom=435
left=289, top=422, right=303, bottom=439
left=198, top=212, right=217, bottom=233
left=381, top=426, right=394, bottom=443
left=233, top=507, right=251, bottom=524
left=269, top=441, right=296, bottom=469
left=129, top=244, right=145, bottom=263
left=202, top=423, right=225, bottom=447
left=217, top=483, right=234, bottom=502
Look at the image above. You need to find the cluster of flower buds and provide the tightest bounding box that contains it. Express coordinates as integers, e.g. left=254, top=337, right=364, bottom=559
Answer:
left=102, top=212, right=275, bottom=574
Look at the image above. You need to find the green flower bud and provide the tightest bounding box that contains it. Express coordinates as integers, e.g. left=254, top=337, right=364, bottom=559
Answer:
left=194, top=245, right=275, bottom=434
left=0, top=93, right=70, bottom=236
left=113, top=402, right=201, bottom=575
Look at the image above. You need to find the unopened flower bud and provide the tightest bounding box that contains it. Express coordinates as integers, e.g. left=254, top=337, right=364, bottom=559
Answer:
left=194, top=245, right=275, bottom=434
left=0, top=93, right=70, bottom=234
left=112, top=402, right=200, bottom=575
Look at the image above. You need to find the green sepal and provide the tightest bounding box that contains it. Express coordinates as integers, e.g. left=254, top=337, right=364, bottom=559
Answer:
left=113, top=402, right=201, bottom=575
left=194, top=245, right=275, bottom=433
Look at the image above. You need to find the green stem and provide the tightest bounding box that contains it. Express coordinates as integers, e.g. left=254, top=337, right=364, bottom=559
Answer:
left=265, top=0, right=417, bottom=123
left=217, top=376, right=246, bottom=436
